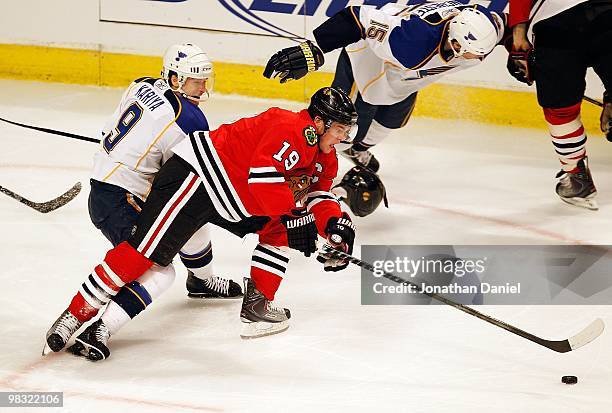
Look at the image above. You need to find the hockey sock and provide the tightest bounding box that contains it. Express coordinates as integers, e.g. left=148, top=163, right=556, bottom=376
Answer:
left=179, top=241, right=213, bottom=280
left=250, top=244, right=289, bottom=300
left=360, top=120, right=392, bottom=148
left=102, top=264, right=176, bottom=335
left=68, top=242, right=153, bottom=322
left=543, top=103, right=587, bottom=172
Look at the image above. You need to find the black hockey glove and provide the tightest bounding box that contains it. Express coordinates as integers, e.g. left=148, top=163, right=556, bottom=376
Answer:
left=507, top=48, right=536, bottom=85
left=601, top=91, right=612, bottom=142
left=281, top=209, right=318, bottom=257
left=263, top=40, right=325, bottom=83
left=317, top=213, right=356, bottom=272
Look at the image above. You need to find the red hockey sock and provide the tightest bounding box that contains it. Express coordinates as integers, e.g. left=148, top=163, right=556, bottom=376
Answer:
left=68, top=242, right=153, bottom=323
left=251, top=267, right=283, bottom=301
left=68, top=292, right=99, bottom=322
left=543, top=103, right=587, bottom=171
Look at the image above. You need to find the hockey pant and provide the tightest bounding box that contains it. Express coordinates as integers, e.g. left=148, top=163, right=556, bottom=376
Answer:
left=533, top=3, right=612, bottom=169
left=68, top=156, right=289, bottom=323
left=88, top=178, right=219, bottom=327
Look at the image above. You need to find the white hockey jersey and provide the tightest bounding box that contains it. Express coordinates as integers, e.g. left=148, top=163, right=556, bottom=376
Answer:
left=347, top=2, right=505, bottom=105
left=91, top=77, right=209, bottom=200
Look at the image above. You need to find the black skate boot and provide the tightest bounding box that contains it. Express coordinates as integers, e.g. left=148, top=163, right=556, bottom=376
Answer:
left=555, top=157, right=598, bottom=210
left=240, top=277, right=291, bottom=339
left=341, top=147, right=380, bottom=173
left=186, top=272, right=243, bottom=298
left=43, top=308, right=83, bottom=355
left=67, top=319, right=111, bottom=361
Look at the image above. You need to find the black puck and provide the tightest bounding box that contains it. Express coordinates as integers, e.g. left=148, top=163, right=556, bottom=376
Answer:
left=561, top=375, right=578, bottom=384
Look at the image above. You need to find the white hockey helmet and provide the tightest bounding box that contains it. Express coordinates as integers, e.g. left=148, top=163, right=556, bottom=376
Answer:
left=162, top=43, right=214, bottom=101
left=448, top=8, right=499, bottom=57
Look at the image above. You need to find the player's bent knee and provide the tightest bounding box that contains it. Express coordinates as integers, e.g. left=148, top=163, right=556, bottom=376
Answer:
left=105, top=241, right=153, bottom=283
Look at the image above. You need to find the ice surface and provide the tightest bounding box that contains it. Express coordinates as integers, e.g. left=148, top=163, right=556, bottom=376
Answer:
left=0, top=80, right=611, bottom=412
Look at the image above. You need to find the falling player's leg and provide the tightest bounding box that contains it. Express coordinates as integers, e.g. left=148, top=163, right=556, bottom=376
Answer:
left=332, top=50, right=380, bottom=171
left=181, top=225, right=243, bottom=299
left=44, top=156, right=213, bottom=354
left=342, top=93, right=417, bottom=173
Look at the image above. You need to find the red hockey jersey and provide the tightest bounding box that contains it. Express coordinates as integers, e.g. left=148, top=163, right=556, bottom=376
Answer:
left=171, top=107, right=342, bottom=235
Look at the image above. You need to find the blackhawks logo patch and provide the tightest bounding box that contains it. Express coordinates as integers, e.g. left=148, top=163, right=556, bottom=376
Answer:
left=287, top=174, right=312, bottom=203
left=304, top=126, right=318, bottom=146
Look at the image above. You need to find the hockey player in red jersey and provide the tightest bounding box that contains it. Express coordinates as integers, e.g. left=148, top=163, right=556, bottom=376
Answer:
left=507, top=0, right=612, bottom=210
left=43, top=86, right=358, bottom=353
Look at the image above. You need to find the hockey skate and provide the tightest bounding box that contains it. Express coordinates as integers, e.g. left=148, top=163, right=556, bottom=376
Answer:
left=186, top=272, right=243, bottom=299
left=67, top=319, right=111, bottom=361
left=341, top=147, right=380, bottom=173
left=42, top=308, right=83, bottom=355
left=555, top=157, right=598, bottom=210
left=240, top=277, right=291, bottom=339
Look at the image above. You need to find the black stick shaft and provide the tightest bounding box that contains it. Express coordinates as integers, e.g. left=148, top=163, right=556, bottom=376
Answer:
left=324, top=246, right=574, bottom=352
left=0, top=116, right=100, bottom=144
left=583, top=96, right=603, bottom=107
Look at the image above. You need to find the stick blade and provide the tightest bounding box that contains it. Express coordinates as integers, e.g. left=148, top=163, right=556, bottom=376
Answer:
left=36, top=182, right=82, bottom=213
left=568, top=318, right=605, bottom=351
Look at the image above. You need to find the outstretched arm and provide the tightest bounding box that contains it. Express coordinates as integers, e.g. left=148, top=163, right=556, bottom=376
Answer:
left=263, top=6, right=364, bottom=83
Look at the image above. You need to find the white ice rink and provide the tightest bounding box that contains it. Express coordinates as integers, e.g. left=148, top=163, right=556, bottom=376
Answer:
left=1, top=79, right=611, bottom=412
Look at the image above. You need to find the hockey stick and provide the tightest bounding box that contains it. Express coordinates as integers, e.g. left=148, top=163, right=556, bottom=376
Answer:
left=322, top=245, right=605, bottom=353
left=0, top=116, right=100, bottom=144
left=583, top=96, right=603, bottom=107
left=0, top=182, right=82, bottom=213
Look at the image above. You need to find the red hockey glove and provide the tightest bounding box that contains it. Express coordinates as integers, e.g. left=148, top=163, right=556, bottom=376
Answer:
left=281, top=209, right=318, bottom=257
left=317, top=213, right=356, bottom=272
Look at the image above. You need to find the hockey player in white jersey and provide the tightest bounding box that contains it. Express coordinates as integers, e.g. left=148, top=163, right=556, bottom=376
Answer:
left=63, top=43, right=241, bottom=361
left=264, top=1, right=507, bottom=194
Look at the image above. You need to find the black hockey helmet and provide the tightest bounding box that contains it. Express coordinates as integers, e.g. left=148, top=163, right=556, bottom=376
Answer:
left=334, top=166, right=388, bottom=217
left=308, top=87, right=357, bottom=130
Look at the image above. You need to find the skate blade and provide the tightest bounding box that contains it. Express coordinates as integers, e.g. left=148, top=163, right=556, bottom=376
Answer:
left=240, top=321, right=289, bottom=339
left=42, top=343, right=53, bottom=356
left=187, top=292, right=243, bottom=300
left=559, top=194, right=599, bottom=211
left=74, top=338, right=107, bottom=361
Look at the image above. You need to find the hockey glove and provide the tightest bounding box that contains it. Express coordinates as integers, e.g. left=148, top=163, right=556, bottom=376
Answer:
left=317, top=213, right=356, bottom=272
left=281, top=209, right=318, bottom=257
left=507, top=48, right=536, bottom=85
left=263, top=40, right=325, bottom=83
left=601, top=91, right=612, bottom=142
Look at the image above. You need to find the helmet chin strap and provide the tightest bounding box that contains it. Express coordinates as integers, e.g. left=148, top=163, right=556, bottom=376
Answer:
left=178, top=87, right=210, bottom=103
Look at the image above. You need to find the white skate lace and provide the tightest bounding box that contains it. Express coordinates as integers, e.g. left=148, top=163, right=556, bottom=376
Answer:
left=95, top=322, right=110, bottom=345
left=204, top=276, right=230, bottom=295
left=54, top=313, right=81, bottom=341
left=266, top=301, right=285, bottom=315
